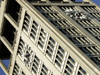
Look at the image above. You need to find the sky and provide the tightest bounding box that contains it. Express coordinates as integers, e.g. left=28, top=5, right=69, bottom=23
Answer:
left=0, top=0, right=100, bottom=75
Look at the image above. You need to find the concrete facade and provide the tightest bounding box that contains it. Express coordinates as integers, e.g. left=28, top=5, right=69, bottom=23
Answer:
left=0, top=0, right=100, bottom=75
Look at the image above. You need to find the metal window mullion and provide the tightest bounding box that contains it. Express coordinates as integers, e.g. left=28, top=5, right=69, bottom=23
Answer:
left=95, top=47, right=100, bottom=52
left=71, top=29, right=78, bottom=35
left=62, top=53, right=69, bottom=74
left=41, top=6, right=47, bottom=12
left=57, top=50, right=64, bottom=58
left=18, top=49, right=23, bottom=55
left=49, top=40, right=55, bottom=46
left=42, top=67, right=48, bottom=74
left=47, top=48, right=53, bottom=55
left=65, top=68, right=72, bottom=74
left=49, top=13, right=55, bottom=19
left=84, top=38, right=93, bottom=44
left=90, top=7, right=95, bottom=12
left=66, top=29, right=74, bottom=35
left=93, top=13, right=98, bottom=18
left=78, top=69, right=86, bottom=75
left=20, top=41, right=25, bottom=46
left=61, top=21, right=68, bottom=27
left=93, top=28, right=100, bottom=35
left=38, top=61, right=44, bottom=75
left=89, top=21, right=96, bottom=26
left=95, top=28, right=100, bottom=33
left=86, top=47, right=95, bottom=54
left=86, top=20, right=92, bottom=26
left=55, top=56, right=62, bottom=64
left=66, top=63, right=73, bottom=71
left=28, top=17, right=33, bottom=37
left=32, top=23, right=38, bottom=28
left=87, top=28, right=95, bottom=34
left=35, top=25, right=41, bottom=46
left=81, top=20, right=89, bottom=26
left=80, top=37, right=88, bottom=44
left=24, top=24, right=28, bottom=29
left=13, top=72, right=17, bottom=75
left=91, top=28, right=97, bottom=34
left=83, top=7, right=89, bottom=12
left=97, top=13, right=100, bottom=17
left=25, top=16, right=30, bottom=20
left=41, top=29, right=47, bottom=36
left=31, top=27, right=37, bottom=33
left=57, top=21, right=64, bottom=27
left=52, top=42, right=59, bottom=64
left=76, top=38, right=84, bottom=45
left=53, top=13, right=59, bottom=19
left=15, top=65, right=19, bottom=70
left=32, top=66, right=37, bottom=72
left=39, top=34, right=46, bottom=41
left=45, top=7, right=51, bottom=12
left=57, top=14, right=64, bottom=19
left=83, top=20, right=90, bottom=26
left=78, top=20, right=86, bottom=27
left=30, top=32, right=36, bottom=39
left=91, top=47, right=99, bottom=53
left=87, top=7, right=93, bottom=12
left=73, top=63, right=79, bottom=75
left=96, top=13, right=100, bottom=18
left=38, top=39, right=44, bottom=46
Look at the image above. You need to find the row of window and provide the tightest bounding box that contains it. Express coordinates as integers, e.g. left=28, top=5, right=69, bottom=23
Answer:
left=13, top=63, right=25, bottom=75
left=22, top=8, right=88, bottom=75
left=59, top=6, right=100, bottom=68
left=81, top=6, right=100, bottom=21
left=18, top=38, right=53, bottom=75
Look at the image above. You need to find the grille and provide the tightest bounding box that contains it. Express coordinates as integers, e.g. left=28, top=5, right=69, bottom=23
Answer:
left=59, top=6, right=100, bottom=67
left=81, top=6, right=100, bottom=21
left=35, top=5, right=90, bottom=74
left=17, top=38, right=53, bottom=75
left=13, top=62, right=25, bottom=75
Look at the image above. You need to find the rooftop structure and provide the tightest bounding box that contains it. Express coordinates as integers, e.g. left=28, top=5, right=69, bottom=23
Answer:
left=0, top=0, right=100, bottom=75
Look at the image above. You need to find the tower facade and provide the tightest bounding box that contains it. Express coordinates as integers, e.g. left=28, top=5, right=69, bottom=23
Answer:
left=0, top=0, right=100, bottom=75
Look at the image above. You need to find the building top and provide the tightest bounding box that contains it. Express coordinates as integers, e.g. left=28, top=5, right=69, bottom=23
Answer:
left=0, top=0, right=100, bottom=75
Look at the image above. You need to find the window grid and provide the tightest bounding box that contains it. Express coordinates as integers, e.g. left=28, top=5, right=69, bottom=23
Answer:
left=30, top=20, right=39, bottom=43
left=63, top=56, right=76, bottom=75
left=54, top=46, right=67, bottom=72
left=17, top=38, right=53, bottom=75
left=40, top=64, right=49, bottom=75
left=59, top=6, right=100, bottom=67
left=13, top=62, right=26, bottom=75
left=77, top=66, right=87, bottom=75
left=38, top=28, right=48, bottom=51
left=45, top=37, right=57, bottom=62
left=81, top=6, right=100, bottom=21
left=77, top=20, right=100, bottom=41
left=35, top=5, right=91, bottom=74
left=23, top=13, right=31, bottom=35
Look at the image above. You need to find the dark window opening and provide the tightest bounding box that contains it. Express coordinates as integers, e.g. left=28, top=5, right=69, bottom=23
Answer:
left=2, top=18, right=16, bottom=45
left=0, top=41, right=11, bottom=60
left=6, top=0, right=21, bottom=22
left=0, top=41, right=11, bottom=69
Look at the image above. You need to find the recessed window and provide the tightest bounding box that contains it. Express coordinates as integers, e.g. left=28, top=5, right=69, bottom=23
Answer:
left=6, top=0, right=21, bottom=22
left=2, top=18, right=16, bottom=45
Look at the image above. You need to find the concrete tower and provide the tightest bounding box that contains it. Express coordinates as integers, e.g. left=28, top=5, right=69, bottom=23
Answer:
left=0, top=0, right=100, bottom=75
